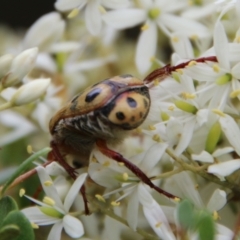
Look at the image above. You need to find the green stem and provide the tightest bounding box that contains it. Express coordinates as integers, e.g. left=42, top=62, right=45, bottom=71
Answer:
left=0, top=102, right=12, bottom=111
left=0, top=147, right=51, bottom=197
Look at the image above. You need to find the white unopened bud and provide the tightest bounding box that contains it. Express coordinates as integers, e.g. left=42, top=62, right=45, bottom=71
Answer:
left=2, top=48, right=38, bottom=88
left=10, top=78, right=50, bottom=106
left=23, top=12, right=65, bottom=51
left=0, top=54, right=13, bottom=79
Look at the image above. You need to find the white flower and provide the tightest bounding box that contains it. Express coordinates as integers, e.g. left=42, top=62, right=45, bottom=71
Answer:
left=23, top=12, right=65, bottom=51
left=102, top=0, right=209, bottom=74
left=0, top=53, right=13, bottom=79
left=10, top=78, right=51, bottom=106
left=0, top=110, right=36, bottom=146
left=21, top=166, right=87, bottom=240
left=208, top=159, right=240, bottom=180
left=55, top=0, right=130, bottom=36
left=1, top=48, right=38, bottom=88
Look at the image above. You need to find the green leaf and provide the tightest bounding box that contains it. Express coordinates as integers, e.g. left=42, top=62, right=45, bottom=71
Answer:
left=177, top=199, right=195, bottom=230
left=2, top=211, right=34, bottom=240
left=0, top=224, right=20, bottom=240
left=1, top=147, right=51, bottom=196
left=0, top=196, right=18, bottom=227
left=198, top=214, right=215, bottom=240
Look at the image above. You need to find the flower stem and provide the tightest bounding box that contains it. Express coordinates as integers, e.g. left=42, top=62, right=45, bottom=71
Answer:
left=0, top=101, right=12, bottom=111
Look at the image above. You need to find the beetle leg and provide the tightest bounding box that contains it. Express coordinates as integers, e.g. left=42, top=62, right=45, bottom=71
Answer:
left=50, top=140, right=77, bottom=179
left=96, top=139, right=179, bottom=200
left=50, top=140, right=90, bottom=214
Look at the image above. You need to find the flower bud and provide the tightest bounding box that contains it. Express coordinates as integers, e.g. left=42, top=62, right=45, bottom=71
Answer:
left=0, top=54, right=13, bottom=79
left=10, top=78, right=50, bottom=106
left=2, top=48, right=38, bottom=88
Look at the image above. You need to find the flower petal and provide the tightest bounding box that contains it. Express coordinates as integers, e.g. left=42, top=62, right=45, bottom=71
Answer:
left=85, top=0, right=102, bottom=35
left=63, top=215, right=84, bottom=238
left=192, top=151, right=214, bottom=163
left=231, top=61, right=240, bottom=79
left=127, top=187, right=139, bottom=231
left=219, top=114, right=240, bottom=156
left=55, top=0, right=86, bottom=11
left=36, top=166, right=64, bottom=209
left=102, top=9, right=146, bottom=29
left=208, top=159, right=240, bottom=180
left=213, top=21, right=230, bottom=70
left=21, top=207, right=59, bottom=225
left=207, top=189, right=227, bottom=212
left=160, top=14, right=209, bottom=38
left=136, top=21, right=157, bottom=74
left=139, top=185, right=176, bottom=240
left=47, top=221, right=63, bottom=240
left=63, top=173, right=87, bottom=211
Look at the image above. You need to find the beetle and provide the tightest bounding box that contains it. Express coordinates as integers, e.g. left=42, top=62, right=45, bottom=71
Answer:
left=49, top=74, right=176, bottom=214
left=49, top=56, right=218, bottom=214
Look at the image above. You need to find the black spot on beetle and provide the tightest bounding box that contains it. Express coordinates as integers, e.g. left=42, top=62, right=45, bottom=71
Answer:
left=143, top=98, right=148, bottom=108
left=120, top=74, right=133, bottom=78
left=85, top=88, right=101, bottom=103
left=127, top=97, right=137, bottom=108
left=116, top=112, right=125, bottom=120
left=139, top=112, right=143, bottom=118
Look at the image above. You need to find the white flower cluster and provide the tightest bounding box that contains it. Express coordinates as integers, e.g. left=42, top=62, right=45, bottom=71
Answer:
left=1, top=0, right=240, bottom=239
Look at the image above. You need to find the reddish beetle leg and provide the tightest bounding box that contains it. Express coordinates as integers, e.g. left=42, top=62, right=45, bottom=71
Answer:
left=96, top=139, right=178, bottom=200
left=50, top=141, right=90, bottom=215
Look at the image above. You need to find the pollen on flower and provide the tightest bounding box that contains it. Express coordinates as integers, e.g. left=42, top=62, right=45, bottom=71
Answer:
left=135, top=128, right=142, bottom=134
left=19, top=188, right=25, bottom=197
left=234, top=35, right=240, bottom=43
left=172, top=36, right=179, bottom=42
left=176, top=69, right=183, bottom=75
left=44, top=180, right=53, bottom=186
left=141, top=24, right=149, bottom=31
left=68, top=8, right=79, bottom=18
left=155, top=222, right=162, bottom=228
left=122, top=172, right=128, bottom=181
left=188, top=61, right=197, bottom=67
left=111, top=201, right=120, bottom=207
left=212, top=64, right=220, bottom=72
left=43, top=196, right=55, bottom=206
left=118, top=162, right=125, bottom=167
left=230, top=89, right=240, bottom=98
left=152, top=134, right=161, bottom=142
left=153, top=79, right=159, bottom=86
left=181, top=92, right=196, bottom=99
left=190, top=34, right=198, bottom=40
left=27, top=145, right=33, bottom=154
left=213, top=211, right=220, bottom=220
left=98, top=5, right=106, bottom=14
left=91, top=156, right=98, bottom=162
left=174, top=197, right=181, bottom=202
left=148, top=125, right=156, bottom=130
left=168, top=105, right=175, bottom=111
left=103, top=161, right=110, bottom=167
left=95, top=194, right=106, bottom=202
left=31, top=222, right=39, bottom=229
left=212, top=109, right=225, bottom=117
